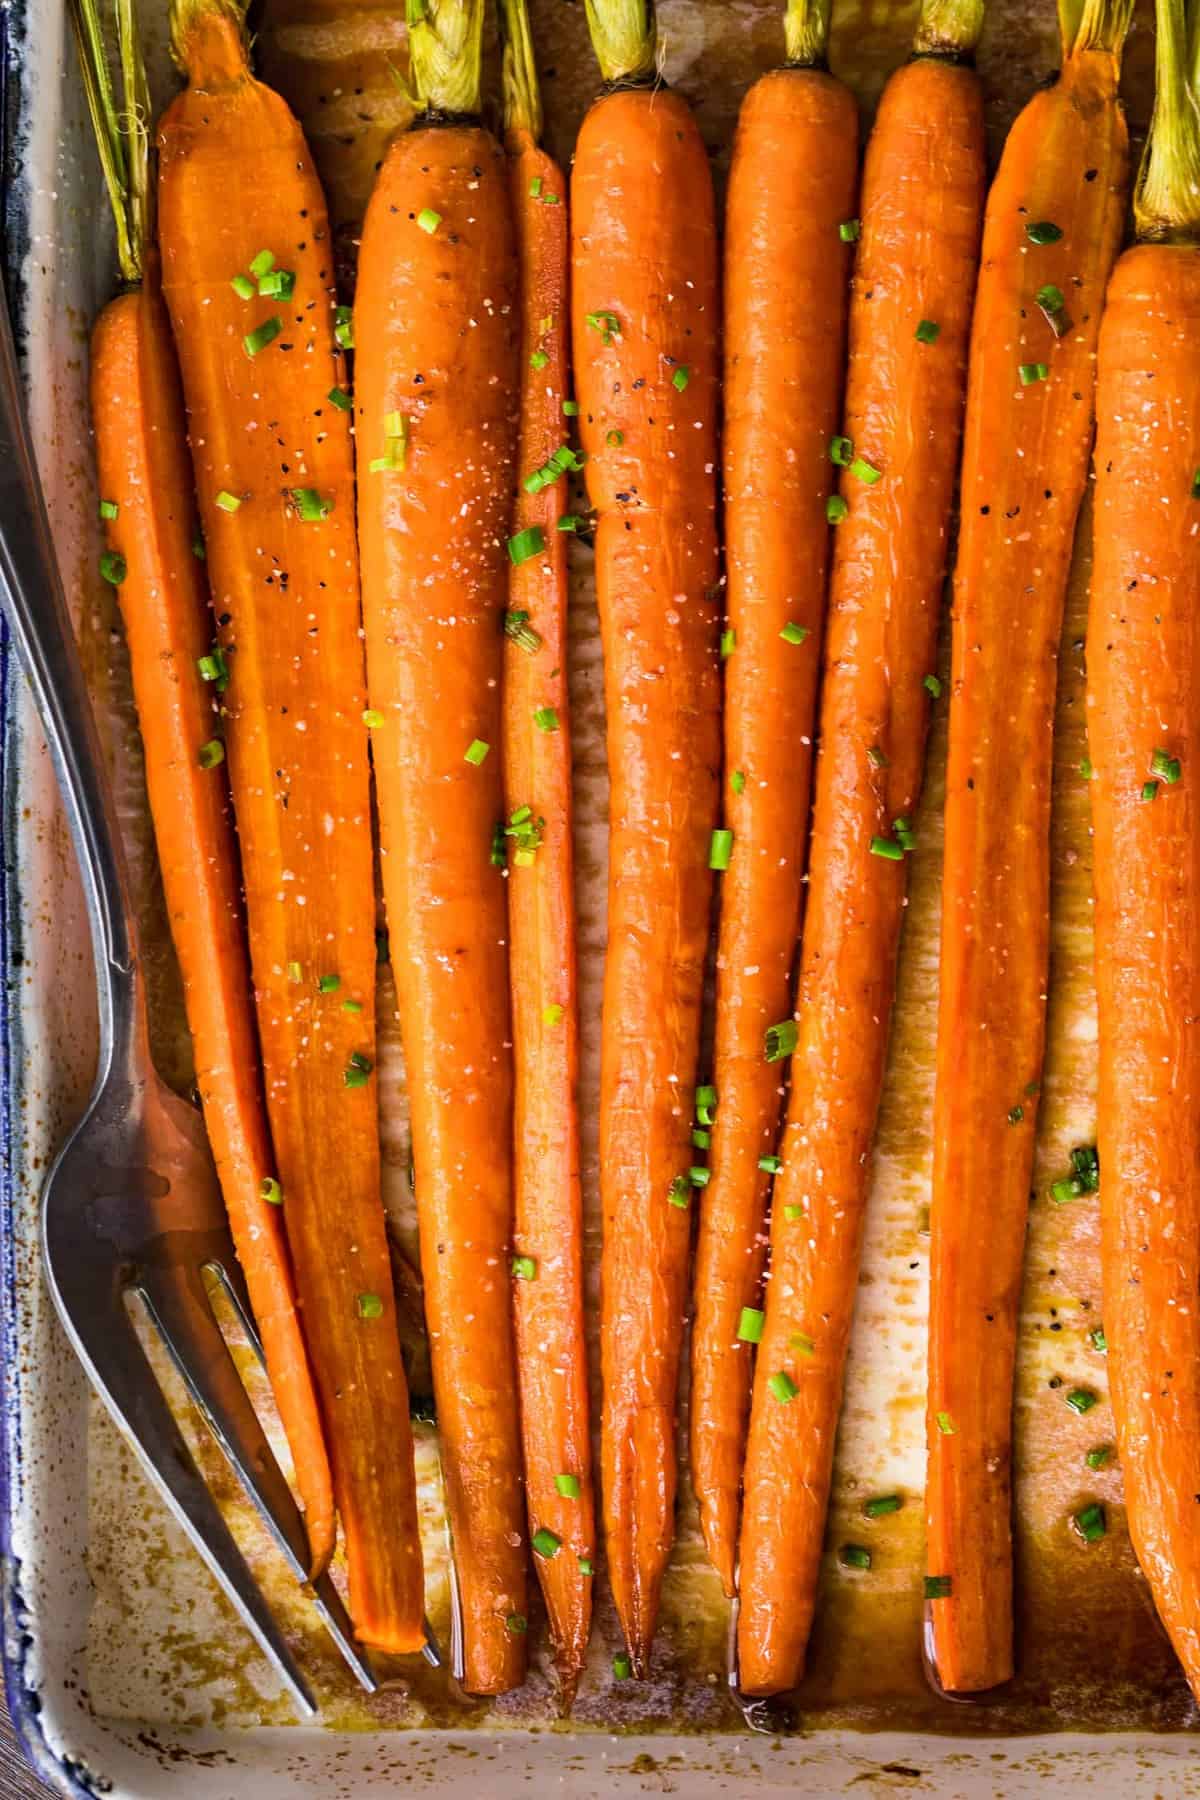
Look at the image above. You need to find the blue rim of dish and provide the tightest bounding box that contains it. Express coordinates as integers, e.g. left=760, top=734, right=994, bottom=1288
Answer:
left=0, top=3, right=111, bottom=1792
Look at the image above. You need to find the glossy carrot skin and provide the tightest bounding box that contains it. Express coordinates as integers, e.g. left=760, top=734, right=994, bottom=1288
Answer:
left=356, top=122, right=527, bottom=1696
left=1090, top=245, right=1200, bottom=1702
left=691, top=64, right=858, bottom=1600
left=157, top=6, right=424, bottom=1653
left=90, top=281, right=336, bottom=1575
left=504, top=129, right=594, bottom=1701
left=571, top=84, right=721, bottom=1672
left=928, top=45, right=1128, bottom=1694
left=734, top=56, right=986, bottom=1696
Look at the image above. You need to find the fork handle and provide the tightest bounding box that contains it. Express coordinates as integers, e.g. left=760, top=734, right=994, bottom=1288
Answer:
left=0, top=274, right=136, bottom=1024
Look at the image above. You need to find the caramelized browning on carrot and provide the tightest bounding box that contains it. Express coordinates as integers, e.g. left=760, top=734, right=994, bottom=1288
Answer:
left=158, top=0, right=424, bottom=1653
left=928, top=0, right=1131, bottom=1695
left=736, top=37, right=986, bottom=1696
left=500, top=0, right=594, bottom=1697
left=691, top=36, right=858, bottom=1602
left=572, top=65, right=721, bottom=1671
left=91, top=280, right=335, bottom=1574
left=355, top=4, right=526, bottom=1687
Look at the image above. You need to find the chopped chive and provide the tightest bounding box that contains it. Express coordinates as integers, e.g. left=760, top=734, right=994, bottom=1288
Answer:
left=1073, top=1502, right=1106, bottom=1543
left=316, top=974, right=340, bottom=995
left=868, top=744, right=888, bottom=768
left=417, top=207, right=442, bottom=233
left=98, top=498, right=119, bottom=521
left=532, top=1526, right=561, bottom=1559
left=668, top=1175, right=692, bottom=1209
left=768, top=1370, right=798, bottom=1403
left=915, top=319, right=940, bottom=344
left=864, top=1493, right=902, bottom=1519
left=578, top=1556, right=594, bottom=1575
left=1089, top=1326, right=1107, bottom=1353
left=287, top=961, right=303, bottom=984
left=839, top=1543, right=872, bottom=1571
left=362, top=708, right=385, bottom=730
left=558, top=514, right=587, bottom=533
left=243, top=316, right=282, bottom=357
left=672, top=365, right=691, bottom=392
left=924, top=1574, right=952, bottom=1599
left=249, top=249, right=275, bottom=279
left=555, top=1473, right=581, bottom=1499
left=197, top=738, right=225, bottom=770
left=1036, top=282, right=1065, bottom=314
left=936, top=1410, right=956, bottom=1435
left=790, top=1330, right=814, bottom=1354
left=99, top=550, right=126, bottom=585
left=541, top=192, right=560, bottom=205
left=327, top=385, right=352, bottom=412
left=829, top=435, right=854, bottom=467
left=342, top=999, right=363, bottom=1014
left=894, top=816, right=915, bottom=852
left=196, top=647, right=229, bottom=691
left=709, top=828, right=734, bottom=871
left=731, top=769, right=747, bottom=795
left=1066, top=1388, right=1097, bottom=1415
left=764, top=1018, right=798, bottom=1062
left=512, top=1255, right=537, bottom=1280
left=334, top=305, right=354, bottom=350
left=534, top=706, right=559, bottom=733
left=692, top=1128, right=710, bottom=1149
left=1192, top=468, right=1200, bottom=500
left=827, top=494, right=848, bottom=523
left=1141, top=780, right=1159, bottom=802
left=1070, top=1146, right=1099, bottom=1191
left=1008, top=1105, right=1025, bottom=1124
left=1151, top=747, right=1181, bottom=783
left=870, top=835, right=903, bottom=861
left=736, top=1306, right=765, bottom=1344
left=689, top=1166, right=710, bottom=1188
left=606, top=429, right=624, bottom=447
left=529, top=175, right=543, bottom=197
left=780, top=621, right=809, bottom=646
left=529, top=348, right=549, bottom=371
left=839, top=218, right=861, bottom=242
left=562, top=399, right=579, bottom=416
left=230, top=273, right=255, bottom=300
left=292, top=487, right=331, bottom=521
left=1018, top=361, right=1049, bottom=386
left=258, top=268, right=295, bottom=300
left=215, top=490, right=241, bottom=514
left=1086, top=1444, right=1111, bottom=1470
left=924, top=673, right=942, bottom=698
left=344, top=1051, right=374, bottom=1088
left=695, top=1085, right=718, bottom=1125
left=543, top=1002, right=564, bottom=1026
left=505, top=610, right=543, bottom=654
left=464, top=738, right=490, bottom=766
left=1026, top=220, right=1063, bottom=245
left=613, top=1652, right=633, bottom=1680
left=356, top=1292, right=384, bottom=1320
left=506, top=1613, right=528, bottom=1634
left=1051, top=1176, right=1084, bottom=1205
left=758, top=1154, right=781, bottom=1175
left=850, top=456, right=882, bottom=485
left=508, top=525, right=546, bottom=566
left=586, top=310, right=620, bottom=343
left=721, top=627, right=737, bottom=657
left=259, top=1177, right=283, bottom=1205
left=1080, top=755, right=1094, bottom=779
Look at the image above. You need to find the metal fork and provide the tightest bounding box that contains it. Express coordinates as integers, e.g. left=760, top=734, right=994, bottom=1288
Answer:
left=0, top=274, right=431, bottom=1717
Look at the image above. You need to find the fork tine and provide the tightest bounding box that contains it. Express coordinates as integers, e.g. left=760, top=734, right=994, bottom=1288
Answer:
left=47, top=1285, right=319, bottom=1718
left=203, top=1253, right=266, bottom=1369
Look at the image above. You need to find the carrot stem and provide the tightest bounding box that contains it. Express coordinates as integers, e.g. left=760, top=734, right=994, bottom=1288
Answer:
left=582, top=0, right=656, bottom=83
left=68, top=0, right=144, bottom=283
left=1136, top=0, right=1200, bottom=239
left=407, top=0, right=484, bottom=114
left=783, top=0, right=830, bottom=65
left=913, top=0, right=985, bottom=57
left=1060, top=0, right=1135, bottom=54
left=499, top=0, right=543, bottom=141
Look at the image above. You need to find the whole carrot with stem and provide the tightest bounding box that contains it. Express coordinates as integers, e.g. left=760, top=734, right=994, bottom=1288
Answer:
left=927, top=0, right=1132, bottom=1697
left=157, top=0, right=424, bottom=1654
left=734, top=0, right=987, bottom=1697
left=74, top=0, right=336, bottom=1575
left=1090, top=0, right=1200, bottom=1704
left=572, top=0, right=721, bottom=1675
left=355, top=0, right=527, bottom=1696
left=689, top=0, right=858, bottom=1602
left=498, top=0, right=594, bottom=1706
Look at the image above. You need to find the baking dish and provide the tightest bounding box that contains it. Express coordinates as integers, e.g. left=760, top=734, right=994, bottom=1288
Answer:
left=3, top=0, right=1200, bottom=1789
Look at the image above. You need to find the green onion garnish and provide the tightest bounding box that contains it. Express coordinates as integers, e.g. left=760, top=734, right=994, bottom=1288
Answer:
left=362, top=709, right=385, bottom=730
left=1026, top=220, right=1063, bottom=245
left=695, top=1085, right=718, bottom=1125
left=258, top=268, right=295, bottom=300
left=1152, top=747, right=1181, bottom=783
left=327, top=386, right=352, bottom=412
left=1080, top=755, right=1094, bottom=779
left=780, top=621, right=809, bottom=646
left=1086, top=1444, right=1111, bottom=1470
left=839, top=219, right=861, bottom=242
left=505, top=610, right=543, bottom=653
left=672, top=366, right=691, bottom=392
left=1089, top=1326, right=1107, bottom=1353
left=356, top=1292, right=383, bottom=1319
left=827, top=495, right=848, bottom=523
left=508, top=525, right=546, bottom=566
left=259, top=1177, right=283, bottom=1205
left=765, top=1019, right=798, bottom=1061
left=864, top=1493, right=902, bottom=1518
left=1036, top=283, right=1065, bottom=314
left=512, top=1255, right=537, bottom=1280
left=249, top=249, right=275, bottom=279
left=530, top=349, right=549, bottom=371
left=736, top=1307, right=764, bottom=1344
left=689, top=1166, right=710, bottom=1188
left=344, top=1051, right=374, bottom=1088
left=543, top=1002, right=564, bottom=1026
left=230, top=273, right=255, bottom=300
left=197, top=739, right=225, bottom=770
left=1141, top=780, right=1159, bottom=802
left=606, top=429, right=624, bottom=448
left=292, top=487, right=331, bottom=521
left=558, top=515, right=586, bottom=533
left=1192, top=468, right=1200, bottom=500
left=850, top=456, right=882, bottom=485
left=464, top=739, right=490, bottom=766
left=196, top=646, right=229, bottom=691
left=342, top=999, right=363, bottom=1014
left=99, top=550, right=126, bottom=586
left=99, top=498, right=119, bottom=521
left=554, top=1473, right=581, bottom=1499
left=721, top=627, right=736, bottom=657
left=768, top=1370, right=798, bottom=1403
left=562, top=399, right=579, bottom=416
left=244, top=317, right=282, bottom=357
left=534, top=706, right=559, bottom=733
left=586, top=310, right=620, bottom=343
left=731, top=769, right=746, bottom=795
left=915, top=319, right=940, bottom=344
left=668, top=1175, right=692, bottom=1209
left=613, top=1652, right=632, bottom=1680
left=924, top=1574, right=952, bottom=1599
left=532, top=1526, right=561, bottom=1559
left=840, top=1543, right=872, bottom=1570
left=334, top=305, right=354, bottom=349
left=506, top=1613, right=528, bottom=1634
left=692, top=1128, right=710, bottom=1149
left=1008, top=1104, right=1025, bottom=1124
left=417, top=207, right=442, bottom=234
left=1018, top=361, right=1049, bottom=386
left=318, top=973, right=340, bottom=993
left=709, top=828, right=733, bottom=871
left=1074, top=1502, right=1106, bottom=1543
left=287, top=961, right=303, bottom=984
left=870, top=835, right=903, bottom=861
left=215, top=490, right=241, bottom=514
left=868, top=745, right=888, bottom=768
left=894, top=816, right=915, bottom=852
left=829, top=435, right=853, bottom=466
left=578, top=1557, right=594, bottom=1575
left=1065, top=1388, right=1097, bottom=1415
left=936, top=1410, right=956, bottom=1435
left=758, top=1154, right=781, bottom=1174
left=530, top=175, right=543, bottom=197
left=924, top=674, right=942, bottom=698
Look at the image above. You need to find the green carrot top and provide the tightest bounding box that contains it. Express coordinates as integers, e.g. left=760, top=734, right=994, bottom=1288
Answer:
left=582, top=0, right=656, bottom=84
left=407, top=0, right=486, bottom=116
left=70, top=0, right=150, bottom=286
left=1136, top=0, right=1200, bottom=240
left=913, top=0, right=985, bottom=59
left=499, top=0, right=543, bottom=141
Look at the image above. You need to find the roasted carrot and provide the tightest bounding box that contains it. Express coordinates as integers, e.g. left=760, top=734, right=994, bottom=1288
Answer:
left=689, top=0, right=858, bottom=1603
left=927, top=0, right=1132, bottom=1696
left=157, top=0, right=424, bottom=1654
left=572, top=0, right=721, bottom=1675
left=735, top=0, right=987, bottom=1699
left=354, top=0, right=527, bottom=1695
left=1090, top=0, right=1200, bottom=1704
left=73, top=0, right=336, bottom=1575
left=498, top=0, right=594, bottom=1706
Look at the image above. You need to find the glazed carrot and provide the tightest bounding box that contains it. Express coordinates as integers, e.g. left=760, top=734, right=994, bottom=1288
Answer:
left=354, top=0, right=526, bottom=1695
left=498, top=0, right=594, bottom=1706
left=927, top=0, right=1131, bottom=1696
left=733, top=0, right=986, bottom=1697
left=689, top=0, right=858, bottom=1602
left=157, top=0, right=424, bottom=1653
left=572, top=0, right=721, bottom=1674
left=72, top=0, right=336, bottom=1575
left=1090, top=0, right=1200, bottom=1704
